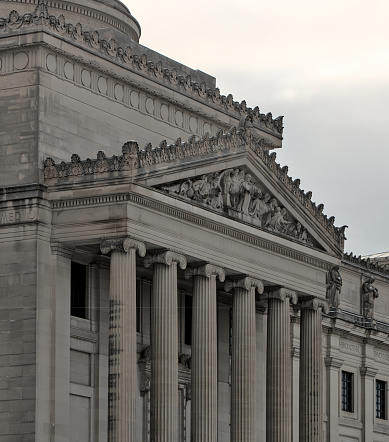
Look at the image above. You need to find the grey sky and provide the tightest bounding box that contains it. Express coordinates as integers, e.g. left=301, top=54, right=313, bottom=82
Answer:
left=125, top=0, right=389, bottom=256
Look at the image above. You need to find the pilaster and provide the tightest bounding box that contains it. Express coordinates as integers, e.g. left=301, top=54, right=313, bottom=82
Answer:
left=50, top=243, right=74, bottom=442
left=324, top=356, right=343, bottom=442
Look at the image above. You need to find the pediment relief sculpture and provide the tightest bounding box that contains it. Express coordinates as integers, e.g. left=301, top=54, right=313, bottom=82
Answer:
left=158, top=168, right=315, bottom=247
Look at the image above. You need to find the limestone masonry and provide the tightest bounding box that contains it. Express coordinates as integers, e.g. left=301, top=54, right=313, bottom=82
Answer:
left=1, top=1, right=389, bottom=441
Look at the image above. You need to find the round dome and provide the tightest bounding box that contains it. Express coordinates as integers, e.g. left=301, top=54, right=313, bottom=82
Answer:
left=0, top=0, right=141, bottom=41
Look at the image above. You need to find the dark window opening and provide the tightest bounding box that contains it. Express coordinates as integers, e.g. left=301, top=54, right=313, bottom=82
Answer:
left=136, top=279, right=141, bottom=333
left=184, top=295, right=192, bottom=346
left=71, top=262, right=87, bottom=319
left=341, top=371, right=353, bottom=412
left=376, top=380, right=387, bottom=419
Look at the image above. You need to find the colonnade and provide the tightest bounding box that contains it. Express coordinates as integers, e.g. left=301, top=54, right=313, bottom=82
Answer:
left=101, top=237, right=328, bottom=442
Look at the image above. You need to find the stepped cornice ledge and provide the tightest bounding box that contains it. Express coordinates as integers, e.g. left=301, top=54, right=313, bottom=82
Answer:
left=0, top=3, right=283, bottom=138
left=43, top=126, right=347, bottom=252
left=342, top=253, right=389, bottom=279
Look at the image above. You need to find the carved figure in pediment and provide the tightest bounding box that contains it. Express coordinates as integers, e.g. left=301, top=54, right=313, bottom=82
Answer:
left=250, top=192, right=271, bottom=220
left=263, top=198, right=278, bottom=227
left=237, top=173, right=254, bottom=215
left=326, top=265, right=342, bottom=309
left=228, top=169, right=243, bottom=209
left=206, top=174, right=223, bottom=209
left=192, top=175, right=211, bottom=202
left=268, top=207, right=290, bottom=232
left=362, top=277, right=379, bottom=319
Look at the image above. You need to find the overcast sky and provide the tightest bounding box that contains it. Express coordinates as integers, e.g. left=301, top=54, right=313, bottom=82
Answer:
left=124, top=0, right=388, bottom=257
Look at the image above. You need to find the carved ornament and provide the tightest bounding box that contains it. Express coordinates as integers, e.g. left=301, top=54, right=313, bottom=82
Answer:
left=361, top=277, right=379, bottom=320
left=343, top=252, right=389, bottom=278
left=299, top=298, right=329, bottom=314
left=44, top=126, right=347, bottom=251
left=326, top=266, right=342, bottom=309
left=224, top=276, right=264, bottom=294
left=0, top=4, right=283, bottom=135
left=100, top=237, right=146, bottom=257
left=264, top=287, right=298, bottom=304
left=184, top=263, right=225, bottom=282
left=144, top=249, right=187, bottom=270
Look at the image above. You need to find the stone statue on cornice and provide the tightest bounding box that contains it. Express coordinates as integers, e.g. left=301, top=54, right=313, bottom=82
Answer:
left=326, top=265, right=342, bottom=309
left=362, top=277, right=379, bottom=319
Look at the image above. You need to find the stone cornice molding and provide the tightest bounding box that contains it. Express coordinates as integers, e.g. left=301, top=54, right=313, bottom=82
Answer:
left=0, top=4, right=282, bottom=137
left=51, top=242, right=74, bottom=258
left=324, top=357, right=343, bottom=369
left=264, top=287, right=298, bottom=304
left=360, top=366, right=378, bottom=378
left=343, top=252, right=389, bottom=279
left=298, top=298, right=330, bottom=314
left=184, top=263, right=225, bottom=282
left=144, top=249, right=187, bottom=270
left=43, top=127, right=346, bottom=252
left=100, top=236, right=146, bottom=257
left=224, top=275, right=264, bottom=294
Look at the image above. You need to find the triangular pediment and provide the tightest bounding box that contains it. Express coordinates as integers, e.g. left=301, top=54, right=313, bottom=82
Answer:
left=152, top=165, right=328, bottom=252
left=43, top=126, right=346, bottom=257
left=132, top=128, right=346, bottom=257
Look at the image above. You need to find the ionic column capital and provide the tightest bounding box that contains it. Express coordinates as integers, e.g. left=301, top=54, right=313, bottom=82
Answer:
left=144, top=249, right=187, bottom=269
left=224, top=275, right=264, bottom=294
left=298, top=297, right=329, bottom=314
left=100, top=236, right=146, bottom=257
left=185, top=262, right=225, bottom=282
left=264, top=287, right=298, bottom=304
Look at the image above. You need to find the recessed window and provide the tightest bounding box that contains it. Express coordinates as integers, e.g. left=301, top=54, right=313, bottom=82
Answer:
left=71, top=262, right=87, bottom=319
left=184, top=295, right=192, bottom=346
left=341, top=371, right=353, bottom=412
left=376, top=380, right=387, bottom=419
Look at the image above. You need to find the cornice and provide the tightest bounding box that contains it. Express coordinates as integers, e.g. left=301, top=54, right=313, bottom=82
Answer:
left=49, top=190, right=335, bottom=272
left=44, top=127, right=345, bottom=252
left=0, top=3, right=283, bottom=137
left=342, top=253, right=389, bottom=279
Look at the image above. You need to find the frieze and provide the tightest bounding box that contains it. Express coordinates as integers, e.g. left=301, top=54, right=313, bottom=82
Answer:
left=0, top=208, right=37, bottom=224
left=0, top=4, right=283, bottom=136
left=159, top=167, right=315, bottom=247
left=43, top=126, right=346, bottom=250
left=374, top=350, right=389, bottom=362
left=339, top=340, right=361, bottom=355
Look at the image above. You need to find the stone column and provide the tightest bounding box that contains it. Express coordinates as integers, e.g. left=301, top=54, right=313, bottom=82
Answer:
left=101, top=237, right=146, bottom=442
left=266, top=287, right=297, bottom=442
left=299, top=298, right=329, bottom=442
left=185, top=263, right=225, bottom=442
left=360, top=365, right=378, bottom=442
left=225, top=276, right=264, bottom=442
left=144, top=250, right=187, bottom=442
left=324, top=357, right=343, bottom=442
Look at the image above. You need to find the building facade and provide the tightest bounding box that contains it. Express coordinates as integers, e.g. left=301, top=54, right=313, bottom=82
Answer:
left=1, top=1, right=389, bottom=441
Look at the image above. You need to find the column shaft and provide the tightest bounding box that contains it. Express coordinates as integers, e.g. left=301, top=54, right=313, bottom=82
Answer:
left=266, top=297, right=292, bottom=442
left=299, top=307, right=323, bottom=442
left=232, top=287, right=256, bottom=442
left=108, top=249, right=137, bottom=442
left=191, top=274, right=218, bottom=441
left=151, top=262, right=179, bottom=442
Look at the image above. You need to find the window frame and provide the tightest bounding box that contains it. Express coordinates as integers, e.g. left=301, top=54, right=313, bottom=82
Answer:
left=376, top=379, right=387, bottom=420
left=341, top=370, right=354, bottom=413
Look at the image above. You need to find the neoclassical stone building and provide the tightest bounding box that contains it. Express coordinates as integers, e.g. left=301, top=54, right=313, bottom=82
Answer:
left=1, top=1, right=389, bottom=441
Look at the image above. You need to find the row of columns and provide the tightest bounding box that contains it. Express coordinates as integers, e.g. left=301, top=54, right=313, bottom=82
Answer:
left=100, top=237, right=328, bottom=442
